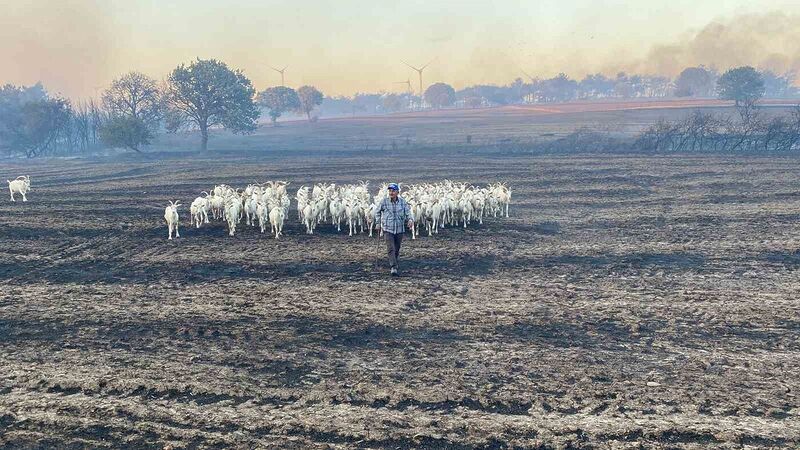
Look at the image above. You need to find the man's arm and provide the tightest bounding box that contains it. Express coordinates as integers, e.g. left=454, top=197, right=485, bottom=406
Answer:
left=404, top=199, right=414, bottom=225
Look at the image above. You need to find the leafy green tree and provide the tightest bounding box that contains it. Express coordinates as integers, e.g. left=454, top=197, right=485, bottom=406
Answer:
left=0, top=86, right=71, bottom=158
left=760, top=70, right=798, bottom=98
left=258, top=86, right=300, bottom=125
left=165, top=59, right=259, bottom=151
left=717, top=66, right=765, bottom=107
left=99, top=116, right=152, bottom=153
left=296, top=85, right=324, bottom=121
left=381, top=93, right=405, bottom=113
left=674, top=66, right=716, bottom=97
left=537, top=73, right=578, bottom=102
left=424, top=82, right=456, bottom=109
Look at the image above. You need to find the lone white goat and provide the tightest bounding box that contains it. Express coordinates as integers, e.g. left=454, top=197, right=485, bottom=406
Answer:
left=269, top=206, right=285, bottom=239
left=7, top=176, right=30, bottom=202
left=164, top=201, right=181, bottom=240
left=224, top=198, right=241, bottom=237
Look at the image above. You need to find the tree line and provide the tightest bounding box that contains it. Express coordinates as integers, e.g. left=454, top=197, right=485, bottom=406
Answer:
left=0, top=58, right=324, bottom=156
left=635, top=67, right=800, bottom=153
left=0, top=58, right=796, bottom=156
left=636, top=106, right=800, bottom=153
left=324, top=66, right=796, bottom=116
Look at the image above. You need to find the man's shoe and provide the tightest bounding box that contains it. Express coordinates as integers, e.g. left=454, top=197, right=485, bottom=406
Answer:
left=390, top=267, right=399, bottom=276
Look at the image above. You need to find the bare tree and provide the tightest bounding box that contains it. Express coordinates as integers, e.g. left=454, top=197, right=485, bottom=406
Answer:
left=71, top=101, right=91, bottom=153
left=636, top=104, right=800, bottom=153
left=102, top=72, right=163, bottom=127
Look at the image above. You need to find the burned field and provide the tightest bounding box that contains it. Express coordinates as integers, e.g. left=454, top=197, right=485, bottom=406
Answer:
left=0, top=153, right=799, bottom=448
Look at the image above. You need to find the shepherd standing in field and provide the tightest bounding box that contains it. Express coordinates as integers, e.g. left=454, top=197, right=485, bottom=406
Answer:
left=375, top=183, right=414, bottom=276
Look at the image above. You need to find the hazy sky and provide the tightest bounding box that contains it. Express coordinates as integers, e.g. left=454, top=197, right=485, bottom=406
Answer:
left=2, top=0, right=800, bottom=99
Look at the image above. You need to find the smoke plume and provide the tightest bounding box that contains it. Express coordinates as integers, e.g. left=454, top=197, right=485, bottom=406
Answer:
left=625, top=11, right=800, bottom=78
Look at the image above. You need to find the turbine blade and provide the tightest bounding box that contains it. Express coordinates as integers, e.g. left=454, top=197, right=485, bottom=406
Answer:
left=519, top=67, right=536, bottom=82
left=402, top=61, right=420, bottom=71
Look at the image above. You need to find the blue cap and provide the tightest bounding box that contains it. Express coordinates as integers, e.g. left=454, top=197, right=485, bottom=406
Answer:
left=388, top=183, right=399, bottom=191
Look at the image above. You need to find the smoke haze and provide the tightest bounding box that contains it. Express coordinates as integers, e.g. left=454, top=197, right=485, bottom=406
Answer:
left=0, top=1, right=798, bottom=99
left=0, top=0, right=116, bottom=98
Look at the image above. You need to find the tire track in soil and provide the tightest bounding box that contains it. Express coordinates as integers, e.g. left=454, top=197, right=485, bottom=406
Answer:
left=2, top=383, right=790, bottom=449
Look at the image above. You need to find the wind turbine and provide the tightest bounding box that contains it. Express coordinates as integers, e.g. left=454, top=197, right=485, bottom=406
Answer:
left=519, top=68, right=538, bottom=103
left=402, top=58, right=435, bottom=97
left=520, top=68, right=537, bottom=83
left=393, top=78, right=412, bottom=94
left=270, top=65, right=288, bottom=86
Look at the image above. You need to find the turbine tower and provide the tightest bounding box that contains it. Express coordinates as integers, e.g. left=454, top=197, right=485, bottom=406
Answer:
left=402, top=59, right=434, bottom=97
left=519, top=68, right=539, bottom=103
left=270, top=65, right=288, bottom=86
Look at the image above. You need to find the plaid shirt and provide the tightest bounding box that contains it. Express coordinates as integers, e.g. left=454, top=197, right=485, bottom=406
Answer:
left=375, top=196, right=413, bottom=234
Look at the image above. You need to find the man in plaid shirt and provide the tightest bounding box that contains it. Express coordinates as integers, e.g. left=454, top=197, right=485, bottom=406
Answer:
left=374, top=183, right=414, bottom=276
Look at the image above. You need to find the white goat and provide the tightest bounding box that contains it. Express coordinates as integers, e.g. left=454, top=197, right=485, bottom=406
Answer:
left=256, top=202, right=270, bottom=233
left=164, top=200, right=181, bottom=240
left=224, top=198, right=241, bottom=237
left=7, top=176, right=30, bottom=202
left=269, top=206, right=285, bottom=239
left=244, top=195, right=259, bottom=226
left=190, top=193, right=210, bottom=228
left=302, top=203, right=315, bottom=234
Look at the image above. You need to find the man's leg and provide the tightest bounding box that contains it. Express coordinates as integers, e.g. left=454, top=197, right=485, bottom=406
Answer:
left=394, top=232, right=403, bottom=269
left=385, top=232, right=398, bottom=269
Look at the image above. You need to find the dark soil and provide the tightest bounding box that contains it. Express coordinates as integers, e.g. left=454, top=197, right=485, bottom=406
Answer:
left=0, top=153, right=798, bottom=448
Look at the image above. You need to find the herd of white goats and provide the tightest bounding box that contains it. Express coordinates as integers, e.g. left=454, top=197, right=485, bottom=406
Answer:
left=6, top=176, right=511, bottom=240
left=167, top=181, right=511, bottom=240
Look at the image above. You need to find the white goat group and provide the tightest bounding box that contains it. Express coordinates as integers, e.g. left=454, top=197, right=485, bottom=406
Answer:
left=293, top=180, right=511, bottom=239
left=185, top=182, right=290, bottom=239
left=7, top=176, right=31, bottom=202
left=401, top=181, right=512, bottom=238
left=295, top=181, right=375, bottom=236
left=164, top=180, right=510, bottom=240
